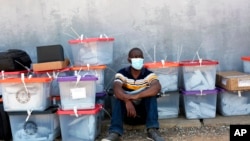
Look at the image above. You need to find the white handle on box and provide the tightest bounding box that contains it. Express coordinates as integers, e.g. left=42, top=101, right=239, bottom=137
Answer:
left=74, top=106, right=79, bottom=117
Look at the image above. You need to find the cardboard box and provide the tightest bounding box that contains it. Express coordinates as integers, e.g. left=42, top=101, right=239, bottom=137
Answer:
left=33, top=59, right=70, bottom=71
left=216, top=71, right=250, bottom=91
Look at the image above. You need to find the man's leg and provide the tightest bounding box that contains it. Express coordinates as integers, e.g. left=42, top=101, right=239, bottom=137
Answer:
left=144, top=96, right=159, bottom=129
left=124, top=102, right=147, bottom=125
left=144, top=96, right=165, bottom=141
left=102, top=97, right=125, bottom=141
left=109, top=96, right=125, bottom=135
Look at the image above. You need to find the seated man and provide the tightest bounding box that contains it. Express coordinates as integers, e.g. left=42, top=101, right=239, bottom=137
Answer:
left=102, top=47, right=165, bottom=141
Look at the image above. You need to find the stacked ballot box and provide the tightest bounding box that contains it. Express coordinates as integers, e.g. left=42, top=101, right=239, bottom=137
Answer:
left=0, top=77, right=52, bottom=112
left=51, top=92, right=104, bottom=110
left=70, top=65, right=106, bottom=94
left=241, top=56, right=250, bottom=73
left=179, top=60, right=219, bottom=91
left=8, top=107, right=60, bottom=141
left=216, top=71, right=250, bottom=92
left=68, top=37, right=115, bottom=66
left=0, top=77, right=61, bottom=141
left=181, top=89, right=218, bottom=119
left=0, top=70, right=28, bottom=79
left=217, top=88, right=250, bottom=116
left=157, top=91, right=180, bottom=119
left=57, top=75, right=98, bottom=110
left=33, top=68, right=73, bottom=97
left=0, top=70, right=29, bottom=96
left=216, top=71, right=250, bottom=116
left=144, top=61, right=179, bottom=93
left=57, top=104, right=102, bottom=141
left=56, top=75, right=103, bottom=140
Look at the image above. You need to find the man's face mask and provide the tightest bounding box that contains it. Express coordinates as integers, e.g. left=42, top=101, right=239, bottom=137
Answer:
left=131, top=58, right=144, bottom=70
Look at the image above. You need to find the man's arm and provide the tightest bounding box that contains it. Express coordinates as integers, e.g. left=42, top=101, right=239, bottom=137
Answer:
left=113, top=81, right=137, bottom=117
left=113, top=81, right=130, bottom=102
left=130, top=79, right=161, bottom=100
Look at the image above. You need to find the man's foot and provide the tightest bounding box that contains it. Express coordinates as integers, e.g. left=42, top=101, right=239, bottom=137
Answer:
left=101, top=132, right=122, bottom=141
left=147, top=128, right=165, bottom=141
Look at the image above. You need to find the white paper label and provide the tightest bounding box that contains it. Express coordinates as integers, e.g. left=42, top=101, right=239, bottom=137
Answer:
left=70, top=87, right=86, bottom=99
left=222, top=78, right=227, bottom=85
left=238, top=79, right=250, bottom=87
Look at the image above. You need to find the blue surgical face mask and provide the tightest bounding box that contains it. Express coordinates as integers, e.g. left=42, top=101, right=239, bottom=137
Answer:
left=131, top=58, right=144, bottom=70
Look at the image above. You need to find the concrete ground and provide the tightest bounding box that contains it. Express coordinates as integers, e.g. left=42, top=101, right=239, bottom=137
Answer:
left=2, top=112, right=249, bottom=141
left=96, top=114, right=250, bottom=141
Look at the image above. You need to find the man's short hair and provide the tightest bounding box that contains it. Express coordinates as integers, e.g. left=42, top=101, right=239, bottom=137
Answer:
left=128, top=47, right=143, bottom=57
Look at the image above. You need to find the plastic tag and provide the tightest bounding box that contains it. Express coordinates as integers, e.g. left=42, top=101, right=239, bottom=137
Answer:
left=100, top=34, right=108, bottom=38
left=199, top=58, right=202, bottom=66
left=74, top=70, right=78, bottom=76
left=70, top=87, right=86, bottom=99
left=53, top=71, right=56, bottom=78
left=87, top=64, right=90, bottom=71
left=80, top=34, right=83, bottom=40
left=95, top=70, right=98, bottom=77
left=46, top=72, right=52, bottom=78
left=53, top=97, right=56, bottom=105
left=25, top=109, right=32, bottom=122
left=21, top=73, right=29, bottom=94
left=238, top=91, right=242, bottom=97
left=161, top=60, right=165, bottom=67
left=1, top=70, right=4, bottom=79
left=75, top=75, right=81, bottom=87
left=74, top=106, right=79, bottom=117
left=28, top=74, right=32, bottom=79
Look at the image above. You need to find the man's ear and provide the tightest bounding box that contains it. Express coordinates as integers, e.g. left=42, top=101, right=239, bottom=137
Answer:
left=128, top=58, right=131, bottom=63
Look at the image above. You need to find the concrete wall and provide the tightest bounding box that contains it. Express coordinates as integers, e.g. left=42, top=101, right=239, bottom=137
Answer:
left=0, top=0, right=250, bottom=90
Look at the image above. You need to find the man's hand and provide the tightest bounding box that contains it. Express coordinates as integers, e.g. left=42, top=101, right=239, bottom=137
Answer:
left=129, top=94, right=139, bottom=100
left=123, top=93, right=139, bottom=101
left=125, top=100, right=136, bottom=118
